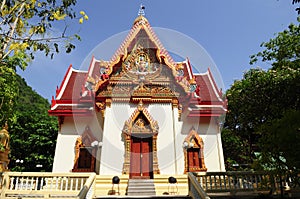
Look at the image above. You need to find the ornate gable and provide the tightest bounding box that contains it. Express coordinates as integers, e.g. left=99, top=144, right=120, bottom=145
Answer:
left=91, top=15, right=191, bottom=106
left=183, top=128, right=204, bottom=149
left=123, top=101, right=158, bottom=135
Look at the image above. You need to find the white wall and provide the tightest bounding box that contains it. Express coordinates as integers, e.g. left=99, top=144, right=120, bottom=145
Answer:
left=52, top=117, right=84, bottom=173
left=99, top=103, right=134, bottom=174
left=99, top=103, right=178, bottom=175
left=53, top=103, right=225, bottom=174
left=173, top=115, right=226, bottom=173
left=148, top=103, right=176, bottom=174
left=52, top=111, right=104, bottom=173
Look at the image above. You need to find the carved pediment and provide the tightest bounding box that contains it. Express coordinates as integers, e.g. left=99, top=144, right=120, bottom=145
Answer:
left=123, top=102, right=158, bottom=135
left=93, top=15, right=191, bottom=102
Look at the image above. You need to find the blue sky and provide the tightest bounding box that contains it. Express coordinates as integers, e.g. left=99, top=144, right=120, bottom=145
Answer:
left=17, top=1, right=299, bottom=101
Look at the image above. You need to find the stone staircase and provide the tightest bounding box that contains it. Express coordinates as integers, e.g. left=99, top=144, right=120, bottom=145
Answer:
left=127, top=179, right=156, bottom=196
left=94, top=196, right=191, bottom=199
left=94, top=175, right=130, bottom=196
left=93, top=195, right=192, bottom=198
left=153, top=175, right=188, bottom=196
left=93, top=174, right=190, bottom=198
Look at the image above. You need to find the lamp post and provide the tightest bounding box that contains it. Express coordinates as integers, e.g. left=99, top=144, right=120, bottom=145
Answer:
left=15, top=159, right=24, bottom=171
left=36, top=164, right=43, bottom=172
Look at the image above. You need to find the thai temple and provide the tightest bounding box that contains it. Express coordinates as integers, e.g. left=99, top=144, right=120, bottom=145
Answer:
left=2, top=6, right=293, bottom=199
left=48, top=7, right=227, bottom=179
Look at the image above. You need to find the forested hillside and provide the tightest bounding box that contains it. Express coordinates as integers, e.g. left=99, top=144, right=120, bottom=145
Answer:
left=8, top=75, right=58, bottom=172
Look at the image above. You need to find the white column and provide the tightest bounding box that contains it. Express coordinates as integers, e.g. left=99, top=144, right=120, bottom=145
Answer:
left=216, top=125, right=226, bottom=171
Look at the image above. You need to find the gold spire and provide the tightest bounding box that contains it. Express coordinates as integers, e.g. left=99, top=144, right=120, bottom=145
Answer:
left=134, top=4, right=148, bottom=25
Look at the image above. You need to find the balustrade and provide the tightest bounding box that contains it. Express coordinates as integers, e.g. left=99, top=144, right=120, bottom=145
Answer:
left=0, top=172, right=95, bottom=199
left=190, top=171, right=300, bottom=198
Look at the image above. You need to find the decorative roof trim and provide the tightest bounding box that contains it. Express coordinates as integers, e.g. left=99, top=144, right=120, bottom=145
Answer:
left=184, top=58, right=193, bottom=80
left=51, top=103, right=82, bottom=111
left=188, top=105, right=227, bottom=112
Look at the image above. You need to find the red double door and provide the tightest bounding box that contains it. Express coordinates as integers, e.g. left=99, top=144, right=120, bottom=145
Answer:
left=130, top=136, right=153, bottom=179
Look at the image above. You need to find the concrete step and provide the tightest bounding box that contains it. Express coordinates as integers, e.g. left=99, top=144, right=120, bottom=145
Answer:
left=153, top=175, right=188, bottom=196
left=94, top=175, right=129, bottom=196
left=127, top=179, right=156, bottom=196
left=93, top=196, right=191, bottom=199
left=93, top=175, right=189, bottom=197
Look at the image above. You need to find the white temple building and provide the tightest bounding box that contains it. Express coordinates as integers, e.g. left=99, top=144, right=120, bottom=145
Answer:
left=49, top=13, right=227, bottom=178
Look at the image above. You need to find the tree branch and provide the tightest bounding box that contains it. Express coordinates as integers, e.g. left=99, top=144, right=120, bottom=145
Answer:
left=1, top=2, right=26, bottom=60
left=0, top=33, right=68, bottom=42
left=0, top=0, right=6, bottom=11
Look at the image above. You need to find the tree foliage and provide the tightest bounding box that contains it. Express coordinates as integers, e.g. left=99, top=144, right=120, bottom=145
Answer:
left=224, top=67, right=300, bottom=167
left=257, top=110, right=300, bottom=175
left=0, top=65, right=17, bottom=125
left=0, top=0, right=87, bottom=70
left=8, top=75, right=57, bottom=171
left=223, top=18, right=300, bottom=173
left=221, top=128, right=247, bottom=170
left=0, top=0, right=86, bottom=137
left=250, top=17, right=300, bottom=69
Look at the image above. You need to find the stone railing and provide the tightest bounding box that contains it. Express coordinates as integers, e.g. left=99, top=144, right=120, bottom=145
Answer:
left=188, top=172, right=210, bottom=199
left=192, top=171, right=300, bottom=197
left=0, top=172, right=96, bottom=199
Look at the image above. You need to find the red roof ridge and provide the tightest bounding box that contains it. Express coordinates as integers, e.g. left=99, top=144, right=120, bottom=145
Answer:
left=55, top=65, right=87, bottom=100
left=56, top=64, right=72, bottom=99
left=184, top=58, right=194, bottom=80
left=194, top=68, right=223, bottom=101
left=207, top=67, right=223, bottom=97
left=87, top=55, right=95, bottom=77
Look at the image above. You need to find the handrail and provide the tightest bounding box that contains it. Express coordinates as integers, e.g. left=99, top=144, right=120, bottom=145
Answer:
left=191, top=171, right=300, bottom=197
left=78, top=173, right=96, bottom=199
left=188, top=172, right=210, bottom=199
left=0, top=172, right=96, bottom=199
left=195, top=171, right=274, bottom=194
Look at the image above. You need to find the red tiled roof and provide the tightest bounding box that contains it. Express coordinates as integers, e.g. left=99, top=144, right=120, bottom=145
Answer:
left=61, top=71, right=86, bottom=100
left=194, top=73, right=222, bottom=102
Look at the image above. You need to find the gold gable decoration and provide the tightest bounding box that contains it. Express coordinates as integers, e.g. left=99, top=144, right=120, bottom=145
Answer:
left=122, top=44, right=161, bottom=80
left=123, top=101, right=159, bottom=135
left=93, top=15, right=192, bottom=105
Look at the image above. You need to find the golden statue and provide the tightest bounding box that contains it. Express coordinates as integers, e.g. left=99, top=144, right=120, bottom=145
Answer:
left=0, top=122, right=10, bottom=172
left=0, top=122, right=10, bottom=150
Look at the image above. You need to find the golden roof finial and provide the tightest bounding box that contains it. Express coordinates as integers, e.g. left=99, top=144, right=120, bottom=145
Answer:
left=134, top=4, right=148, bottom=25
left=138, top=4, right=145, bottom=16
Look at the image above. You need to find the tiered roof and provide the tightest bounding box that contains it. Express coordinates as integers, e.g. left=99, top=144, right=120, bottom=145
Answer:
left=49, top=15, right=226, bottom=118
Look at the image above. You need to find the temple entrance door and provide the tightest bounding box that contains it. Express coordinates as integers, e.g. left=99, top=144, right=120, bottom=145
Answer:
left=130, top=135, right=153, bottom=179
left=187, top=148, right=201, bottom=171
